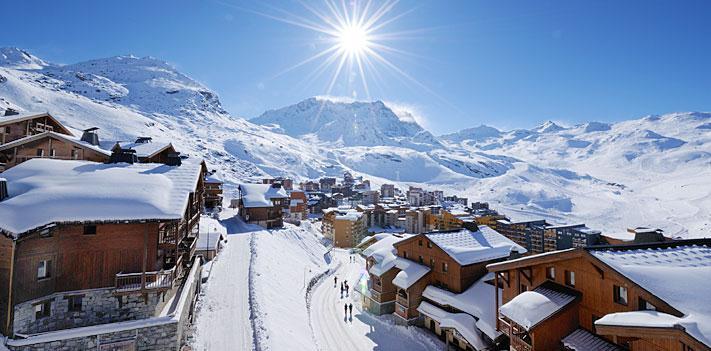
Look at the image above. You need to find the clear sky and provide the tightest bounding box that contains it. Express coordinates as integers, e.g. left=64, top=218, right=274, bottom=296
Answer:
left=3, top=0, right=711, bottom=134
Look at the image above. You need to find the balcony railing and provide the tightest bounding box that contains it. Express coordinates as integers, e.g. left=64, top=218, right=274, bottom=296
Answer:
left=499, top=317, right=532, bottom=351
left=115, top=269, right=174, bottom=294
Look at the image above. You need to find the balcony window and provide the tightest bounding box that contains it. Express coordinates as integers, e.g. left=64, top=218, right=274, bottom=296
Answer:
left=403, top=251, right=408, bottom=259
left=418, top=239, right=422, bottom=246
left=50, top=149, right=56, bottom=157
left=614, top=285, right=628, bottom=305
left=34, top=300, right=51, bottom=319
left=71, top=149, right=79, bottom=160
left=36, top=148, right=44, bottom=157
left=418, top=255, right=423, bottom=264
left=37, top=260, right=51, bottom=280
left=546, top=266, right=555, bottom=280
left=429, top=258, right=434, bottom=268
left=442, top=262, right=448, bottom=273
left=638, top=297, right=656, bottom=311
left=427, top=242, right=432, bottom=248
left=565, top=270, right=575, bottom=287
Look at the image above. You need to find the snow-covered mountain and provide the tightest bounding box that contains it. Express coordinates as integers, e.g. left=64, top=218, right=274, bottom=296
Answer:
left=252, top=97, right=442, bottom=151
left=0, top=47, right=709, bottom=238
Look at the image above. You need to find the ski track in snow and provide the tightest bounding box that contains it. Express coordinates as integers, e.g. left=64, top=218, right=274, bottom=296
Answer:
left=309, top=250, right=443, bottom=351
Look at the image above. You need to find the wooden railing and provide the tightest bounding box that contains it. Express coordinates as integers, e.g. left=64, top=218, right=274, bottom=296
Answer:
left=396, top=294, right=409, bottom=307
left=115, top=269, right=174, bottom=293
left=499, top=317, right=532, bottom=351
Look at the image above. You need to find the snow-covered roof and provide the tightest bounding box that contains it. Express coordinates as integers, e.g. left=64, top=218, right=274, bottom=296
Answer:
left=363, top=234, right=411, bottom=276
left=422, top=273, right=501, bottom=340
left=0, top=158, right=204, bottom=236
left=335, top=211, right=363, bottom=221
left=0, top=131, right=111, bottom=156
left=0, top=112, right=72, bottom=135
left=499, top=284, right=577, bottom=331
left=205, top=172, right=222, bottom=184
left=595, top=310, right=681, bottom=328
left=562, top=328, right=622, bottom=351
left=197, top=231, right=224, bottom=251
left=424, top=226, right=526, bottom=266
left=417, top=301, right=488, bottom=350
left=117, top=141, right=173, bottom=158
left=392, top=257, right=430, bottom=289
left=239, top=183, right=288, bottom=208
left=591, top=244, right=711, bottom=347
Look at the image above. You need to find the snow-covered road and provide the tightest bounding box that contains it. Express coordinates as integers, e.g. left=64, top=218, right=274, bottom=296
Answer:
left=309, top=250, right=443, bottom=351
left=191, top=213, right=254, bottom=351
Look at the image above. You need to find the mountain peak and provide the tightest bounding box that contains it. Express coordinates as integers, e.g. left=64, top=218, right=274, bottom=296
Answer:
left=533, top=120, right=566, bottom=133
left=0, top=47, right=47, bottom=69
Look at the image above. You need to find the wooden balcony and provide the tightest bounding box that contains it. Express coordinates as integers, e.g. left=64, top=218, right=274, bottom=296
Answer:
left=114, top=269, right=174, bottom=294
left=396, top=294, right=409, bottom=307
left=499, top=317, right=532, bottom=351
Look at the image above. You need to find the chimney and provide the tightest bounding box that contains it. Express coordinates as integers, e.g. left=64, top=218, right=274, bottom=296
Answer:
left=0, top=178, right=8, bottom=201
left=3, top=108, right=19, bottom=116
left=109, top=147, right=138, bottom=164
left=135, top=137, right=152, bottom=144
left=80, top=127, right=100, bottom=146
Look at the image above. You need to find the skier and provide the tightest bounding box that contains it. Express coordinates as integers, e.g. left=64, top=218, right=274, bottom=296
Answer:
left=344, top=303, right=348, bottom=317
left=348, top=303, right=353, bottom=317
left=334, top=276, right=337, bottom=286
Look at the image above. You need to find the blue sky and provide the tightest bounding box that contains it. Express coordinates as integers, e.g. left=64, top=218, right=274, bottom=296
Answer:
left=3, top=0, right=710, bottom=134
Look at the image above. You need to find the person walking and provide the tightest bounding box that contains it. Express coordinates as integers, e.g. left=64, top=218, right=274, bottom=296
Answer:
left=344, top=303, right=348, bottom=317
left=334, top=276, right=338, bottom=286
left=348, top=303, right=353, bottom=317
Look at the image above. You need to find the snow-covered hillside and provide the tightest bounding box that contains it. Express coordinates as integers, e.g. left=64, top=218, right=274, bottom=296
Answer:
left=1, top=47, right=709, bottom=237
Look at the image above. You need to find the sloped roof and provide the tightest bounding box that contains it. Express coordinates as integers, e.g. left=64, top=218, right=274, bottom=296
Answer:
left=238, top=183, right=287, bottom=208
left=499, top=283, right=577, bottom=331
left=562, top=328, right=622, bottom=351
left=392, top=257, right=430, bottom=289
left=417, top=301, right=488, bottom=350
left=363, top=234, right=412, bottom=276
left=0, top=131, right=111, bottom=156
left=0, top=158, right=204, bottom=236
left=591, top=244, right=711, bottom=347
left=117, top=141, right=173, bottom=158
left=424, top=226, right=526, bottom=265
left=0, top=112, right=73, bottom=135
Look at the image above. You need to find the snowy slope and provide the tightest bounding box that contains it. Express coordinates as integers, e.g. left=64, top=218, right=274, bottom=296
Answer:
left=1, top=47, right=709, bottom=238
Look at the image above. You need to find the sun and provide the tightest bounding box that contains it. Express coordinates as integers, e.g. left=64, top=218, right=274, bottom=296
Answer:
left=337, top=24, right=370, bottom=55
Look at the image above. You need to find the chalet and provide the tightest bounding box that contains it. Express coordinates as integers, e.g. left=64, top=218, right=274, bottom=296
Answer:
left=362, top=227, right=525, bottom=350
left=237, top=183, right=288, bottom=228
left=487, top=239, right=711, bottom=351
left=262, top=177, right=293, bottom=190
left=288, top=190, right=309, bottom=220
left=204, top=171, right=224, bottom=209
left=112, top=137, right=178, bottom=164
left=322, top=208, right=367, bottom=248
left=0, top=158, right=207, bottom=350
left=0, top=112, right=110, bottom=171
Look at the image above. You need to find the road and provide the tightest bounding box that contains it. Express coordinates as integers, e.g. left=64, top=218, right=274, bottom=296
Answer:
left=309, top=250, right=442, bottom=351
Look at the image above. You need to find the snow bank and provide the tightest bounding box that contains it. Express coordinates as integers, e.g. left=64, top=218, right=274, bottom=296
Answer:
left=0, top=158, right=202, bottom=235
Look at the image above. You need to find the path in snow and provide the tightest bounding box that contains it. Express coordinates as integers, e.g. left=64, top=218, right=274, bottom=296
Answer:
left=191, top=211, right=255, bottom=351
left=309, top=250, right=443, bottom=351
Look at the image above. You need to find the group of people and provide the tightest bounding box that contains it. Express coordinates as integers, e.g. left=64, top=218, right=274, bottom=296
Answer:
left=334, top=276, right=354, bottom=318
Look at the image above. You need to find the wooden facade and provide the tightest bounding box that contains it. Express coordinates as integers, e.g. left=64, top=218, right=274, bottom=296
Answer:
left=0, top=113, right=72, bottom=146
left=488, top=243, right=711, bottom=351
left=239, top=199, right=287, bottom=229
left=0, top=132, right=109, bottom=170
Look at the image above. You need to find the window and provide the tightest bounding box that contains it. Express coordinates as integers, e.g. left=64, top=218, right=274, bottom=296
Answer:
left=429, top=258, right=434, bottom=268
left=520, top=284, right=528, bottom=293
left=34, top=300, right=50, bottom=319
left=546, top=266, right=555, bottom=280
left=638, top=297, right=656, bottom=311
left=37, top=260, right=51, bottom=280
left=614, top=285, right=628, bottom=305
left=403, top=251, right=408, bottom=259
left=83, top=225, right=97, bottom=235
left=418, top=239, right=423, bottom=246
left=71, top=149, right=79, bottom=160
left=565, top=270, right=575, bottom=287
left=3, top=126, right=10, bottom=133
left=50, top=149, right=56, bottom=157
left=67, top=295, right=83, bottom=312
left=442, top=262, right=448, bottom=273
left=418, top=255, right=423, bottom=264
left=36, top=148, right=44, bottom=157
left=427, top=242, right=432, bottom=248
left=39, top=227, right=53, bottom=238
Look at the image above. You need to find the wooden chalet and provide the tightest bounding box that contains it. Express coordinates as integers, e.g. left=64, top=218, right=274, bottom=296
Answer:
left=237, top=183, right=288, bottom=228
left=487, top=239, right=711, bottom=351
left=204, top=170, right=224, bottom=209
left=112, top=137, right=179, bottom=164
left=0, top=158, right=207, bottom=337
left=362, top=227, right=525, bottom=350
left=0, top=111, right=72, bottom=146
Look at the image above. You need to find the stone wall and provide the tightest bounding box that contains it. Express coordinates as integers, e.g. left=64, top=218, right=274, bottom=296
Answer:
left=8, top=321, right=178, bottom=351
left=13, top=287, right=163, bottom=334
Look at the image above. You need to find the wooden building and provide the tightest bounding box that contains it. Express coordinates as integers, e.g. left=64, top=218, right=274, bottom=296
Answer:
left=204, top=171, right=224, bottom=209
left=0, top=111, right=72, bottom=146
left=0, top=158, right=206, bottom=337
left=487, top=239, right=711, bottom=351
left=237, top=183, right=288, bottom=228
left=112, top=137, right=178, bottom=164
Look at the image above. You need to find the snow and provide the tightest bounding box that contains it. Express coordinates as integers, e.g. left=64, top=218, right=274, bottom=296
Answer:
left=362, top=234, right=411, bottom=276
left=238, top=183, right=287, bottom=208
left=591, top=244, right=711, bottom=347
left=0, top=131, right=111, bottom=156
left=562, top=328, right=622, bottom=351
left=197, top=216, right=226, bottom=251
left=117, top=140, right=172, bottom=158
left=417, top=301, right=487, bottom=350
left=499, top=285, right=577, bottom=331
left=425, top=226, right=527, bottom=266
left=422, top=273, right=500, bottom=340
left=595, top=310, right=681, bottom=328
left=392, top=257, right=430, bottom=289
left=0, top=158, right=203, bottom=235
